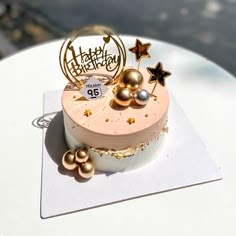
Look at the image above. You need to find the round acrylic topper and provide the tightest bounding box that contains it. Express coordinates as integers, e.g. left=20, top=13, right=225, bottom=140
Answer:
left=59, top=25, right=126, bottom=89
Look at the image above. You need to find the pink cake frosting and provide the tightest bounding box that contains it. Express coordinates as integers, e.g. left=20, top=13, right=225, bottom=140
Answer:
left=62, top=69, right=169, bottom=151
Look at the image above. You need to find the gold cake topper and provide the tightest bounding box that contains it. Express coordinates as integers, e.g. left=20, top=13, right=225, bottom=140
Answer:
left=59, top=25, right=126, bottom=89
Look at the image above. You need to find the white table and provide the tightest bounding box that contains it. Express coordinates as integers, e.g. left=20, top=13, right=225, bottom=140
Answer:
left=0, top=36, right=236, bottom=236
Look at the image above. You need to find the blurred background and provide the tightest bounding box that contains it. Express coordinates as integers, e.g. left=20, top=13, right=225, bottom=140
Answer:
left=0, top=0, right=235, bottom=75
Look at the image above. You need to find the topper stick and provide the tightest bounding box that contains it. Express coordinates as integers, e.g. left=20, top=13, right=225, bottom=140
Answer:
left=137, top=59, right=141, bottom=70
left=150, top=81, right=158, bottom=97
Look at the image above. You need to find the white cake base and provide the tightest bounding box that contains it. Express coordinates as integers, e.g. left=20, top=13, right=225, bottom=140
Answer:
left=64, top=128, right=167, bottom=172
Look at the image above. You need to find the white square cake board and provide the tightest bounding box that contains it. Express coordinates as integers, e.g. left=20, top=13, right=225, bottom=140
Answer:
left=41, top=90, right=222, bottom=218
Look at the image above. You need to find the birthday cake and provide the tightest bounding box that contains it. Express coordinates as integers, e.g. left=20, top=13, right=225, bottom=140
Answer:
left=59, top=26, right=171, bottom=178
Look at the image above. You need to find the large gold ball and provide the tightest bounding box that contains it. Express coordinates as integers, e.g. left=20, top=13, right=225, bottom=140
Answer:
left=114, top=87, right=133, bottom=107
left=78, top=159, right=95, bottom=179
left=120, top=69, right=144, bottom=91
left=62, top=150, right=78, bottom=170
left=75, top=148, right=89, bottom=163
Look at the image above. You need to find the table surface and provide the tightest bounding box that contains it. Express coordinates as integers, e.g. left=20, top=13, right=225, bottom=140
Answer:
left=0, top=35, right=236, bottom=236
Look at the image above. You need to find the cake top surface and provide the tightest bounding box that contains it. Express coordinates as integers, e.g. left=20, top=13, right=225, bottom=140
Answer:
left=62, top=68, right=169, bottom=136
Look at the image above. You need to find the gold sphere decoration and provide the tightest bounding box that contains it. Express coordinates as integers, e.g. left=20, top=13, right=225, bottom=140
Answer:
left=114, top=87, right=133, bottom=107
left=62, top=150, right=78, bottom=170
left=78, top=159, right=95, bottom=179
left=75, top=148, right=89, bottom=163
left=120, top=69, right=144, bottom=91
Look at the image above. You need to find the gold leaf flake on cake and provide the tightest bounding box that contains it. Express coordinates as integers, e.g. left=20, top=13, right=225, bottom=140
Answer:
left=112, top=86, right=119, bottom=94
left=90, top=143, right=147, bottom=159
left=113, top=147, right=136, bottom=159
left=127, top=117, right=135, bottom=125
left=84, top=109, right=92, bottom=117
left=162, top=126, right=169, bottom=133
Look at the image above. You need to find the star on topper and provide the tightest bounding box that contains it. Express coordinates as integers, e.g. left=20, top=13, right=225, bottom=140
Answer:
left=129, top=39, right=151, bottom=62
left=147, top=62, right=171, bottom=96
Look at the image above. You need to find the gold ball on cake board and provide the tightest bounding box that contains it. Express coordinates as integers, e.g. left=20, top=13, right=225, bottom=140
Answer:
left=78, top=159, right=95, bottom=179
left=120, top=69, right=144, bottom=91
left=75, top=148, right=89, bottom=163
left=62, top=150, right=78, bottom=170
left=114, top=87, right=133, bottom=107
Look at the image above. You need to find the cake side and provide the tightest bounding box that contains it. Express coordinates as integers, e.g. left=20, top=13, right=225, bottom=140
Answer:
left=65, top=127, right=167, bottom=172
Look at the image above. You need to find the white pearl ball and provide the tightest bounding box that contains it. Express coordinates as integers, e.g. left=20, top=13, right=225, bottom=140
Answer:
left=134, top=89, right=150, bottom=106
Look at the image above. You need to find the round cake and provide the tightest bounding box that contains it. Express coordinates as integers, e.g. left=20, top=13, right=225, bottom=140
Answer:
left=62, top=68, right=169, bottom=172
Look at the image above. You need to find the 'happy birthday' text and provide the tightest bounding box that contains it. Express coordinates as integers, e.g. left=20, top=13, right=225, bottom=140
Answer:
left=68, top=43, right=120, bottom=76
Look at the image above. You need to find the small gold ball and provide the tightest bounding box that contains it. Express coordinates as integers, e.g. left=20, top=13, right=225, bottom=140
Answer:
left=114, top=87, right=133, bottom=107
left=120, top=69, right=144, bottom=91
left=75, top=148, right=89, bottom=163
left=62, top=150, right=78, bottom=170
left=78, top=159, right=95, bottom=179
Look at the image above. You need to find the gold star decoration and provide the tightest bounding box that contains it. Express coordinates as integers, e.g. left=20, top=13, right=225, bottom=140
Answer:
left=129, top=39, right=151, bottom=62
left=84, top=109, right=92, bottom=117
left=147, top=62, right=171, bottom=86
left=127, top=117, right=135, bottom=125
left=147, top=62, right=171, bottom=96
